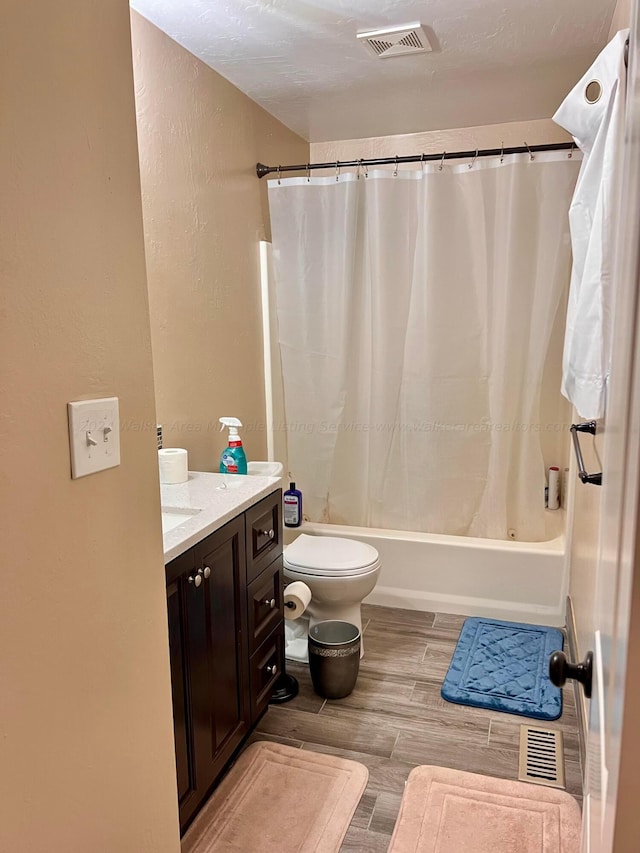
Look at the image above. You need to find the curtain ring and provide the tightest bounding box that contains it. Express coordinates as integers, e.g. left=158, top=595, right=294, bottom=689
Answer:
left=468, top=149, right=478, bottom=170
left=438, top=151, right=446, bottom=171
left=335, top=160, right=340, bottom=182
left=277, top=165, right=281, bottom=185
left=306, top=163, right=311, bottom=182
left=524, top=141, right=534, bottom=161
left=568, top=141, right=575, bottom=159
left=500, top=141, right=504, bottom=164
left=393, top=155, right=399, bottom=177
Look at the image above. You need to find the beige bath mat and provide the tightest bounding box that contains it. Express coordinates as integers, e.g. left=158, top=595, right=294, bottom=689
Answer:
left=182, top=741, right=368, bottom=853
left=388, top=765, right=581, bottom=853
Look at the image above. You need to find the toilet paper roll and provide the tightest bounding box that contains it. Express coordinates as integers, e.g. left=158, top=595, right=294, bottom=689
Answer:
left=284, top=581, right=312, bottom=620
left=158, top=448, right=189, bottom=484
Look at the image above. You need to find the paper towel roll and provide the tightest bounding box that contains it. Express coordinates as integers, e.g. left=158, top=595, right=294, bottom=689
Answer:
left=284, top=581, right=312, bottom=620
left=158, top=448, right=189, bottom=484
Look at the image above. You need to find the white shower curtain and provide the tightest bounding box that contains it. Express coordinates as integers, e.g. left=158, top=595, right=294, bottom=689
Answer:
left=268, top=152, right=580, bottom=541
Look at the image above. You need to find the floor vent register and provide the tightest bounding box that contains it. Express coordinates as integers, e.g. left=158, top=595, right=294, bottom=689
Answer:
left=518, top=725, right=565, bottom=789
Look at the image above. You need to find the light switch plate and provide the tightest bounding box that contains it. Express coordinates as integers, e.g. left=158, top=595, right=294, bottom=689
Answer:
left=68, top=397, right=120, bottom=479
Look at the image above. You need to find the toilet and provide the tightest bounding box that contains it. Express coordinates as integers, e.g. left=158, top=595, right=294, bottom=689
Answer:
left=283, top=534, right=381, bottom=658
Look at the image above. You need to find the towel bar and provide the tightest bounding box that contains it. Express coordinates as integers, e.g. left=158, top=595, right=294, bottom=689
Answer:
left=570, top=421, right=602, bottom=485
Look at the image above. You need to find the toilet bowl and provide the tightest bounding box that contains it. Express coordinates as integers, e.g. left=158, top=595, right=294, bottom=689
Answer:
left=283, top=534, right=381, bottom=658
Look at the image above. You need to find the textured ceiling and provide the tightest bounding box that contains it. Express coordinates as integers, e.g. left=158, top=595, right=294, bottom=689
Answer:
left=130, top=0, right=617, bottom=142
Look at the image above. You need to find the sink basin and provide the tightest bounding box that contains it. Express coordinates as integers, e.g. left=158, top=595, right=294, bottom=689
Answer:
left=248, top=461, right=284, bottom=477
left=161, top=506, right=202, bottom=534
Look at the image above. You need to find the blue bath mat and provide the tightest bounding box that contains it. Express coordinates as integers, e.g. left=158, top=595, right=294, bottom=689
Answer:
left=441, top=617, right=564, bottom=721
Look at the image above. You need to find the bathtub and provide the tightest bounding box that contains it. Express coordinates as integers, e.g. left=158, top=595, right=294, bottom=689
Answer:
left=284, top=511, right=568, bottom=627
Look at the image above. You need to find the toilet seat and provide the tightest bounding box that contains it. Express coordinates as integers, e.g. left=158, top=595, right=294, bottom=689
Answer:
left=283, top=534, right=380, bottom=577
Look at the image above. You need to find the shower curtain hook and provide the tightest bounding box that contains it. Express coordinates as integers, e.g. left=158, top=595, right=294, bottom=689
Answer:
left=500, top=141, right=504, bottom=164
left=468, top=149, right=478, bottom=169
left=393, top=155, right=399, bottom=177
left=335, top=160, right=340, bottom=182
left=439, top=151, right=446, bottom=171
left=524, top=141, right=535, bottom=161
left=277, top=165, right=281, bottom=185
left=568, top=141, right=575, bottom=159
left=306, top=163, right=311, bottom=182
left=421, top=153, right=426, bottom=174
left=356, top=159, right=361, bottom=180
left=364, top=161, right=369, bottom=179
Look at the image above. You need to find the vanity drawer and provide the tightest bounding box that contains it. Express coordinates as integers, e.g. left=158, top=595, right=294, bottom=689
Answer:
left=245, top=490, right=282, bottom=584
left=247, top=557, right=283, bottom=654
left=250, top=629, right=283, bottom=722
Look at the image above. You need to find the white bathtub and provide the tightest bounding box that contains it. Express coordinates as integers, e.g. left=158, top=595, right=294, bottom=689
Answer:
left=284, top=512, right=568, bottom=627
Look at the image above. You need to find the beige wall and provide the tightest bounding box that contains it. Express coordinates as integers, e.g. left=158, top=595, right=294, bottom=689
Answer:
left=0, top=2, right=180, bottom=851
left=131, top=13, right=309, bottom=472
left=310, top=118, right=571, bottom=163
left=610, top=0, right=632, bottom=34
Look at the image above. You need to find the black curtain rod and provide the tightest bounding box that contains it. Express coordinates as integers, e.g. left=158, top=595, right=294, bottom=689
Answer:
left=256, top=142, right=577, bottom=179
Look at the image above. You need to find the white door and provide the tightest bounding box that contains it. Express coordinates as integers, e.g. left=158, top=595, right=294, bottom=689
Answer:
left=578, top=10, right=640, bottom=851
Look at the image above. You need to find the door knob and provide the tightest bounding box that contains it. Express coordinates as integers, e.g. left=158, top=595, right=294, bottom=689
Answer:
left=264, top=598, right=276, bottom=609
left=198, top=566, right=211, bottom=580
left=549, top=650, right=593, bottom=699
left=266, top=664, right=277, bottom=675
left=187, top=574, right=202, bottom=588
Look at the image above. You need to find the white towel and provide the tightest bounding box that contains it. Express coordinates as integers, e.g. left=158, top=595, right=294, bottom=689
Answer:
left=553, top=29, right=629, bottom=420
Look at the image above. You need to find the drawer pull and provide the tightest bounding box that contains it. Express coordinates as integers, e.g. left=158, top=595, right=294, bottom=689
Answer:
left=260, top=528, right=275, bottom=540
left=266, top=664, right=277, bottom=676
left=264, top=598, right=276, bottom=609
left=187, top=574, right=202, bottom=588
left=202, top=565, right=211, bottom=579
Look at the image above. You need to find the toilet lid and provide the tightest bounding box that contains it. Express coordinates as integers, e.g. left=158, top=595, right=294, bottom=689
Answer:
left=283, top=534, right=380, bottom=576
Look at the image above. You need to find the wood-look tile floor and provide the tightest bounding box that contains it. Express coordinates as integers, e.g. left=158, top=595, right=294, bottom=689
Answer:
left=250, top=604, right=582, bottom=853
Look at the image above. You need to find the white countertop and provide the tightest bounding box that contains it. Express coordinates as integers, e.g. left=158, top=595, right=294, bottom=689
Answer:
left=161, top=471, right=282, bottom=563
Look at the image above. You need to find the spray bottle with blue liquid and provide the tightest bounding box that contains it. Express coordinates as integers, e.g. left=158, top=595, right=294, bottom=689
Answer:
left=219, top=417, right=247, bottom=474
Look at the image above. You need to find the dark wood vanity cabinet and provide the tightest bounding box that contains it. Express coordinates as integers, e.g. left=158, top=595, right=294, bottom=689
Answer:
left=165, top=489, right=283, bottom=833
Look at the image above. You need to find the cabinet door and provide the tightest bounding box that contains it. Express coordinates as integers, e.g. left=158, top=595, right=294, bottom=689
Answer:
left=166, top=551, right=203, bottom=829
left=193, top=516, right=249, bottom=795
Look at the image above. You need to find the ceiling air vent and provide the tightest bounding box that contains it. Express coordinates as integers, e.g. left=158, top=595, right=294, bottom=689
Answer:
left=357, top=22, right=431, bottom=59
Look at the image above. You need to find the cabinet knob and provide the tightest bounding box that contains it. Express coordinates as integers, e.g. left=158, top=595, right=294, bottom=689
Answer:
left=264, top=598, right=276, bottom=609
left=261, top=528, right=275, bottom=539
left=187, top=574, right=202, bottom=588
left=266, top=664, right=277, bottom=676
left=199, top=566, right=211, bottom=579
